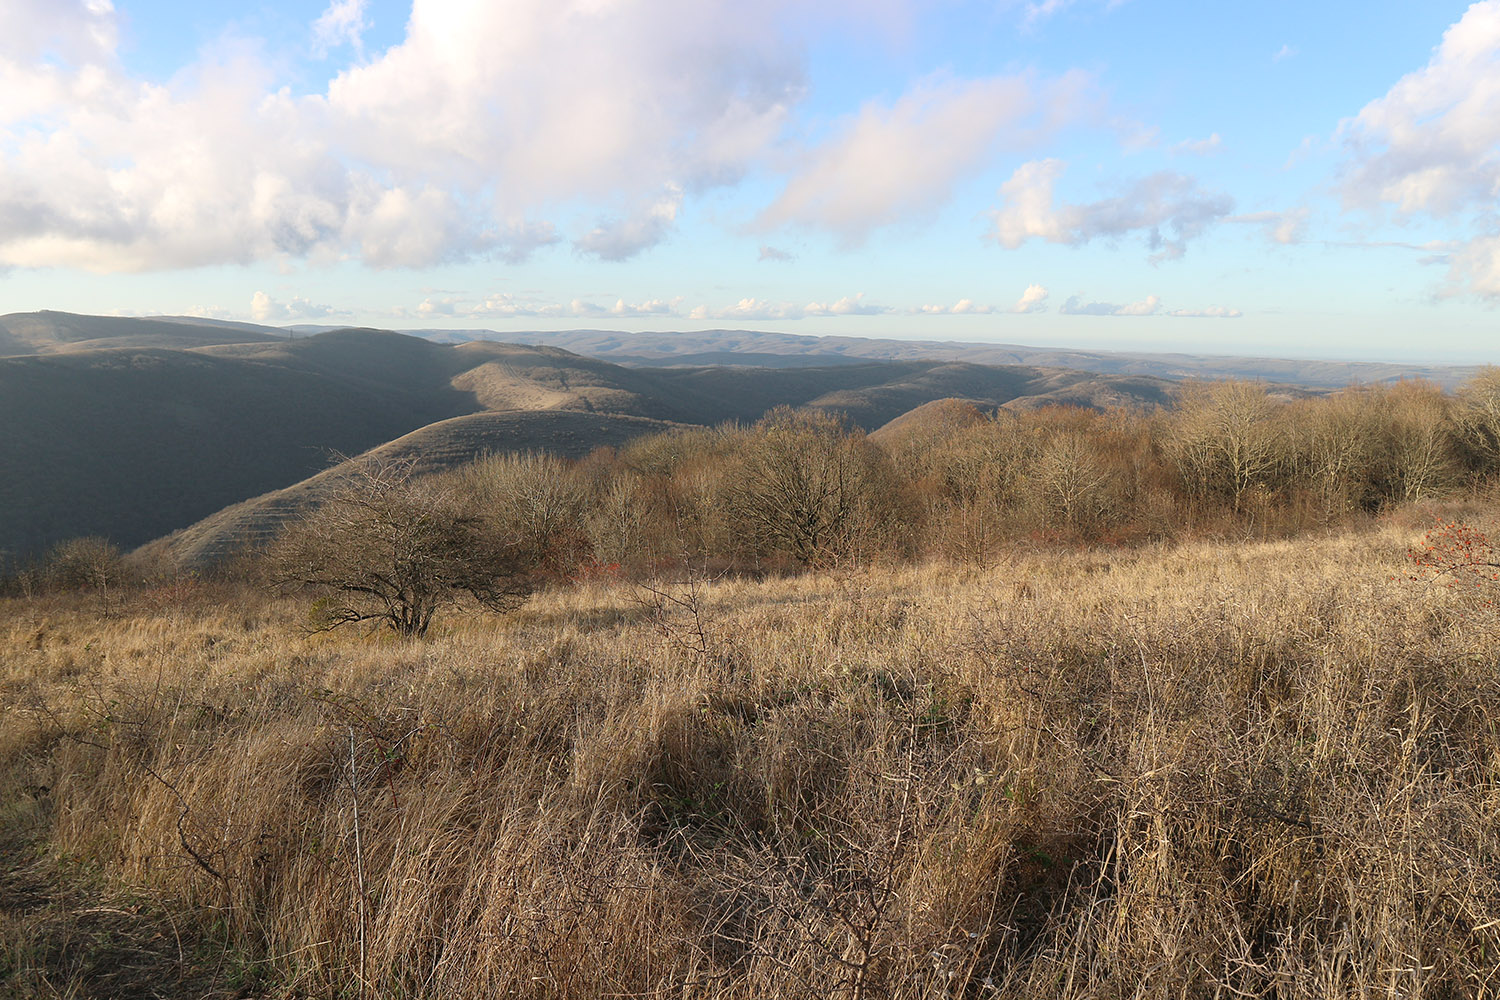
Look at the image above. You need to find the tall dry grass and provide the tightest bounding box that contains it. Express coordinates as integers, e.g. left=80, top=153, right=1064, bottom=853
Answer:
left=4, top=518, right=1500, bottom=997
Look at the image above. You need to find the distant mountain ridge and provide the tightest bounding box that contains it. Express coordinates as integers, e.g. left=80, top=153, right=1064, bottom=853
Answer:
left=393, top=327, right=1482, bottom=389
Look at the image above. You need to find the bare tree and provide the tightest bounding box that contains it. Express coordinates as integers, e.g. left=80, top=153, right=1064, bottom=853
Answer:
left=45, top=536, right=124, bottom=594
left=1290, top=388, right=1380, bottom=520
left=268, top=457, right=536, bottom=637
left=1377, top=381, right=1459, bottom=504
left=1032, top=430, right=1120, bottom=533
left=1455, top=366, right=1500, bottom=473
left=1166, top=380, right=1287, bottom=511
left=731, top=408, right=901, bottom=568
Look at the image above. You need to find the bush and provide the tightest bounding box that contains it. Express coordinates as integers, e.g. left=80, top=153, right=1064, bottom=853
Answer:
left=267, top=457, right=537, bottom=637
left=729, top=407, right=906, bottom=568
left=45, top=536, right=124, bottom=593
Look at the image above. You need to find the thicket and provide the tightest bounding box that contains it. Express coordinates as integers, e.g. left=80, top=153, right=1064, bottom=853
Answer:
left=9, top=373, right=1500, bottom=610
left=385, top=374, right=1500, bottom=581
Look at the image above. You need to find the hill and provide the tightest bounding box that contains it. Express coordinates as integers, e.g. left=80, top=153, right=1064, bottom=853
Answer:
left=429, top=327, right=1480, bottom=389
left=0, top=310, right=287, bottom=356
left=0, top=342, right=475, bottom=558
left=137, top=411, right=679, bottom=569
left=0, top=312, right=1185, bottom=563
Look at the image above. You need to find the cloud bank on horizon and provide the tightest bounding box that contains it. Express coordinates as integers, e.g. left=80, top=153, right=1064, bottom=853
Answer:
left=1, top=0, right=1498, bottom=358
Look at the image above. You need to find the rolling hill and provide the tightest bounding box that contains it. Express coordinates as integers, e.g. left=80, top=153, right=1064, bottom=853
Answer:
left=0, top=310, right=287, bottom=356
left=1, top=312, right=1190, bottom=566
left=136, top=411, right=680, bottom=569
left=421, top=327, right=1481, bottom=389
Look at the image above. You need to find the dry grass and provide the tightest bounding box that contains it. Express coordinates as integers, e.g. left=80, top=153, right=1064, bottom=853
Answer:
left=3, top=518, right=1500, bottom=998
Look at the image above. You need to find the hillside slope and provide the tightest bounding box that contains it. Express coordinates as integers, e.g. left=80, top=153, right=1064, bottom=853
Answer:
left=0, top=311, right=286, bottom=356
left=139, top=411, right=678, bottom=569
left=1, top=312, right=1187, bottom=563
left=0, top=343, right=477, bottom=557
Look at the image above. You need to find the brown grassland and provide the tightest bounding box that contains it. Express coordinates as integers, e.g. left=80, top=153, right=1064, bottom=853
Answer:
left=4, top=505, right=1500, bottom=997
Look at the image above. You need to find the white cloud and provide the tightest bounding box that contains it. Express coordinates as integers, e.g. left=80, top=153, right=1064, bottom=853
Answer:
left=181, top=304, right=234, bottom=320
left=313, top=0, right=369, bottom=57
left=415, top=293, right=682, bottom=320
left=1059, top=293, right=1160, bottom=316
left=1341, top=1, right=1500, bottom=216
left=690, top=292, right=888, bottom=321
left=912, top=298, right=997, bottom=315
left=575, top=189, right=682, bottom=261
left=987, top=159, right=1233, bottom=261
left=0, top=0, right=825, bottom=271
left=760, top=70, right=1096, bottom=245
left=1171, top=133, right=1222, bottom=156
left=1018, top=0, right=1128, bottom=25
left=1440, top=235, right=1500, bottom=299
left=1273, top=44, right=1297, bottom=62
left=1229, top=208, right=1309, bottom=244
left=1011, top=283, right=1049, bottom=313
left=250, top=291, right=341, bottom=322
left=1168, top=305, right=1242, bottom=318
left=805, top=293, right=887, bottom=316
left=608, top=297, right=679, bottom=317
left=1338, top=1, right=1500, bottom=299
left=758, top=245, right=794, bottom=262
left=0, top=0, right=116, bottom=65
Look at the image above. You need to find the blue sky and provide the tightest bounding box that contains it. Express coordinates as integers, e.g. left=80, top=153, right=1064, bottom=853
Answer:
left=3, top=0, right=1499, bottom=362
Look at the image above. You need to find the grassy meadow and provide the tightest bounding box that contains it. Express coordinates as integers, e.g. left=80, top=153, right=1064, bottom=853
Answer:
left=4, top=510, right=1500, bottom=998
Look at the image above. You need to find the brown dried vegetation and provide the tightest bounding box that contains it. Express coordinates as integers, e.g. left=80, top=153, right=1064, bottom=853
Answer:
left=5, top=517, right=1500, bottom=997
left=5, top=377, right=1500, bottom=997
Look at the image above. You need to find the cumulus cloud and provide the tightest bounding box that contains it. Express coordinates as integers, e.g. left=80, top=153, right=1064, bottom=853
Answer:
left=760, top=70, right=1096, bottom=245
left=988, top=160, right=1233, bottom=262
left=250, top=291, right=342, bottom=322
left=1340, top=1, right=1500, bottom=216
left=415, top=293, right=682, bottom=320
left=0, top=0, right=822, bottom=271
left=913, top=298, right=996, bottom=315
left=575, top=190, right=682, bottom=261
left=1018, top=0, right=1128, bottom=25
left=1059, top=293, right=1160, bottom=316
left=1338, top=1, right=1500, bottom=299
left=1441, top=235, right=1500, bottom=299
left=1011, top=283, right=1049, bottom=313
left=690, top=293, right=888, bottom=321
left=313, top=0, right=369, bottom=56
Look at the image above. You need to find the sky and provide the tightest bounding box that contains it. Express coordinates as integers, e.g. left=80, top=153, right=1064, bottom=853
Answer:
left=3, top=0, right=1500, bottom=362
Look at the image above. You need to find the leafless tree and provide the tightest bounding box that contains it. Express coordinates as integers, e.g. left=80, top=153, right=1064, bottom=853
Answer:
left=45, top=536, right=124, bottom=594
left=731, top=407, right=900, bottom=568
left=1455, top=366, right=1500, bottom=473
left=1166, top=380, right=1287, bottom=511
left=267, top=456, right=537, bottom=637
left=1377, top=380, right=1459, bottom=503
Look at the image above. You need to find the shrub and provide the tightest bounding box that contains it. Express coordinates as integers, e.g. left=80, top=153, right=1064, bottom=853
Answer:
left=45, top=536, right=124, bottom=593
left=729, top=407, right=905, bottom=568
left=267, top=456, right=537, bottom=637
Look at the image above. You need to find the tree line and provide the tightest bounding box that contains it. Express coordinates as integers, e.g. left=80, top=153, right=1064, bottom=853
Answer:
left=9, top=372, right=1500, bottom=633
